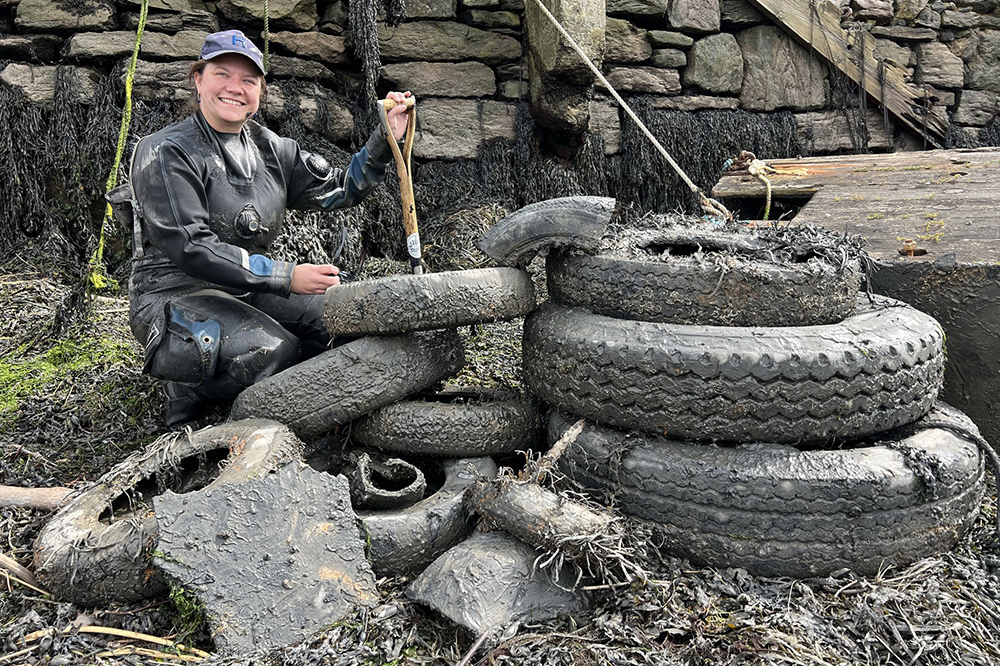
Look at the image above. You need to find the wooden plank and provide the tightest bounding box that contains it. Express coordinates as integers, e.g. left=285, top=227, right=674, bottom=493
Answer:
left=746, top=0, right=949, bottom=146
left=711, top=148, right=1000, bottom=263
left=0, top=485, right=72, bottom=511
left=713, top=148, right=1000, bottom=197
left=799, top=184, right=1000, bottom=262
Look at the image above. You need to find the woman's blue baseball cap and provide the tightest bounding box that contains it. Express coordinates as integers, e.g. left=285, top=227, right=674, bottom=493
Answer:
left=200, top=30, right=266, bottom=75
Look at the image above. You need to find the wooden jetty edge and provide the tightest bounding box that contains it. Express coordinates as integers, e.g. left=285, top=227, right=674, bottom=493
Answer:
left=712, top=147, right=1000, bottom=262
left=713, top=147, right=1000, bottom=446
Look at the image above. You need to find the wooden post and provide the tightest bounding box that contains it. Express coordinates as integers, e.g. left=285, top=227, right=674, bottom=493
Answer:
left=747, top=0, right=948, bottom=147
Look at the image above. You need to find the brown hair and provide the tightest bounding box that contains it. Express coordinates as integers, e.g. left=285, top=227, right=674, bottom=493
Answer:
left=187, top=59, right=267, bottom=113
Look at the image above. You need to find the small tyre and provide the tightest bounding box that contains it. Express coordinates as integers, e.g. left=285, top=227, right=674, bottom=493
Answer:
left=231, top=330, right=464, bottom=440
left=546, top=226, right=862, bottom=326
left=552, top=406, right=985, bottom=578
left=33, top=420, right=301, bottom=606
left=523, top=296, right=944, bottom=444
left=351, top=387, right=544, bottom=457
left=322, top=267, right=536, bottom=337
left=477, top=196, right=616, bottom=266
left=348, top=453, right=426, bottom=510
left=360, top=456, right=498, bottom=577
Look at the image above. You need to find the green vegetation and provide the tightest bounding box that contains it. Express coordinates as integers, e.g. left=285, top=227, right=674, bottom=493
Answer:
left=918, top=216, right=946, bottom=243
left=168, top=585, right=209, bottom=647
left=0, top=335, right=140, bottom=426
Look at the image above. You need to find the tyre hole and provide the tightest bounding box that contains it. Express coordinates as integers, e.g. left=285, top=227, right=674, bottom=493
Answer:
left=99, top=447, right=231, bottom=523
left=403, top=456, right=446, bottom=496
left=326, top=454, right=448, bottom=498
left=369, top=465, right=420, bottom=492
left=413, top=387, right=513, bottom=405
left=415, top=389, right=481, bottom=405
left=642, top=242, right=709, bottom=257
left=792, top=250, right=822, bottom=263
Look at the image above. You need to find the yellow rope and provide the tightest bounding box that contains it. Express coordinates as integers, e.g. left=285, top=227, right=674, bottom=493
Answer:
left=263, top=0, right=270, bottom=72
left=87, top=0, right=148, bottom=291
left=747, top=159, right=774, bottom=221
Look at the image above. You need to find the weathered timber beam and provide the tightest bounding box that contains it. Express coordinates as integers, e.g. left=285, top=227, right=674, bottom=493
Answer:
left=713, top=148, right=1000, bottom=199
left=0, top=485, right=73, bottom=511
left=714, top=157, right=869, bottom=197
left=713, top=174, right=821, bottom=198
left=746, top=0, right=948, bottom=146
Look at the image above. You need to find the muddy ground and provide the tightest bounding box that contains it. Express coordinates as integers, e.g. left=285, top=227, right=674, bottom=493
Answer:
left=3, top=245, right=1000, bottom=666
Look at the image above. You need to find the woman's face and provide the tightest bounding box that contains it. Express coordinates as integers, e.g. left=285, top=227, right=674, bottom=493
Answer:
left=194, top=54, right=263, bottom=133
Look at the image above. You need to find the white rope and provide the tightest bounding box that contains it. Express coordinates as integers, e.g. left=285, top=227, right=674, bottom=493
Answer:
left=530, top=0, right=731, bottom=219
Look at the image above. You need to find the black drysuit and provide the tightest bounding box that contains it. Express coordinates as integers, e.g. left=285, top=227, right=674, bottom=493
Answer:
left=127, top=111, right=391, bottom=420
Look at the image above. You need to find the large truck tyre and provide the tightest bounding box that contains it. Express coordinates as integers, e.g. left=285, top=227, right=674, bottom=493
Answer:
left=551, top=406, right=985, bottom=578
left=523, top=297, right=944, bottom=444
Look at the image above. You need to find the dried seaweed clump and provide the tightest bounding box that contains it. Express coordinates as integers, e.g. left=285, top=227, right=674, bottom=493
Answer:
left=598, top=210, right=871, bottom=274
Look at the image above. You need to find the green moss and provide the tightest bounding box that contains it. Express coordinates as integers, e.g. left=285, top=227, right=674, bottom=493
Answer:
left=0, top=336, right=140, bottom=424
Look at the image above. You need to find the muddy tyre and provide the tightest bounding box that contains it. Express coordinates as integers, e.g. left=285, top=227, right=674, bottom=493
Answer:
left=360, top=456, right=498, bottom=576
left=322, top=268, right=535, bottom=337
left=231, top=330, right=464, bottom=440
left=477, top=196, right=616, bottom=266
left=523, top=296, right=944, bottom=444
left=551, top=407, right=985, bottom=577
left=351, top=387, right=544, bottom=457
left=546, top=221, right=864, bottom=326
left=33, top=420, right=301, bottom=606
left=547, top=248, right=861, bottom=327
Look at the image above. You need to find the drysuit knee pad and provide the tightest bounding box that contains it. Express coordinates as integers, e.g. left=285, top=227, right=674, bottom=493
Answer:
left=143, top=302, right=222, bottom=385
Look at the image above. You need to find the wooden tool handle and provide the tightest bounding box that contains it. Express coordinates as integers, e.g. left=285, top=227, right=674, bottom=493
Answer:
left=381, top=96, right=416, bottom=111
left=377, top=96, right=422, bottom=274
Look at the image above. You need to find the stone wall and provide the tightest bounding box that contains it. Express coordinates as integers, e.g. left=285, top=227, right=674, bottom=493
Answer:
left=3, top=0, right=1000, bottom=163
left=5, top=0, right=1000, bottom=274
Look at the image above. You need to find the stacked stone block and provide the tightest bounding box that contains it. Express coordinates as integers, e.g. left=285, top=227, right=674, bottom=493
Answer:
left=2, top=0, right=1000, bottom=159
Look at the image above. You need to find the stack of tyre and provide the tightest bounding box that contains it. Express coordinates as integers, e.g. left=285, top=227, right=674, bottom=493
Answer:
left=522, top=213, right=986, bottom=578
left=33, top=267, right=546, bottom=607
left=229, top=265, right=544, bottom=576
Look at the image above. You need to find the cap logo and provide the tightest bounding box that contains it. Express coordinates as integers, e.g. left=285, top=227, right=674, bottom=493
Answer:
left=200, top=30, right=266, bottom=75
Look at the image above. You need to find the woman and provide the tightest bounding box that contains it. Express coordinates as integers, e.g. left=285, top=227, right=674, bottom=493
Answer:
left=127, top=29, right=412, bottom=427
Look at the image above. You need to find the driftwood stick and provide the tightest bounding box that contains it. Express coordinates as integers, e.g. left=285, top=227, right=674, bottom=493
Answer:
left=0, top=646, right=36, bottom=664
left=0, top=553, right=47, bottom=595
left=23, top=626, right=211, bottom=659
left=0, top=485, right=73, bottom=511
left=529, top=418, right=583, bottom=483
left=0, top=553, right=35, bottom=584
left=454, top=628, right=491, bottom=666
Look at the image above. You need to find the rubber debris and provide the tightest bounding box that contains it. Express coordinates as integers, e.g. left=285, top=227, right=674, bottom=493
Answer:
left=407, top=531, right=587, bottom=636
left=477, top=196, right=616, bottom=266
left=348, top=452, right=426, bottom=509
left=153, top=462, right=378, bottom=655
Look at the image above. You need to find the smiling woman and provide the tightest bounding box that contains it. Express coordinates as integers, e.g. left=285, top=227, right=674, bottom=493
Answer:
left=193, top=55, right=263, bottom=133
left=121, top=29, right=414, bottom=427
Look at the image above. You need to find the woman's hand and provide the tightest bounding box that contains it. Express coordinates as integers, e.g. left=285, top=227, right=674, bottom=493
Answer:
left=291, top=263, right=340, bottom=294
left=385, top=91, right=412, bottom=142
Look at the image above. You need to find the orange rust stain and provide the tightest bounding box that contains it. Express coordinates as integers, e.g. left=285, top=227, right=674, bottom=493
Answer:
left=318, top=568, right=378, bottom=603
left=309, top=523, right=337, bottom=534
left=318, top=567, right=344, bottom=581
